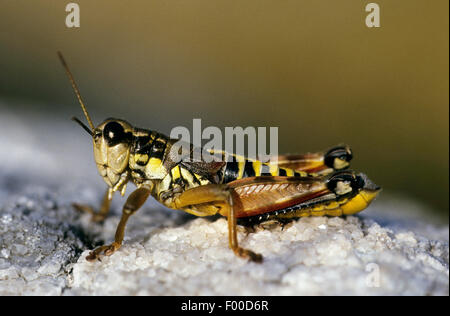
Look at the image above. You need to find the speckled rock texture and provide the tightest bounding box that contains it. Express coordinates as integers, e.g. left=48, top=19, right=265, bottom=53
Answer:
left=69, top=203, right=449, bottom=296
left=0, top=104, right=448, bottom=296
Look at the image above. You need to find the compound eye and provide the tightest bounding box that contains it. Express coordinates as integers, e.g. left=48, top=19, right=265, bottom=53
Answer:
left=327, top=171, right=363, bottom=196
left=324, top=146, right=353, bottom=170
left=103, top=121, right=126, bottom=146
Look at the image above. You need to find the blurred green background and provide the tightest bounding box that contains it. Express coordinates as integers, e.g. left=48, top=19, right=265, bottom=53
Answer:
left=0, top=1, right=448, bottom=217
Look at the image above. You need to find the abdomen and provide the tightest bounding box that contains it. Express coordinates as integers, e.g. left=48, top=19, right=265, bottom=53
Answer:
left=221, top=155, right=307, bottom=183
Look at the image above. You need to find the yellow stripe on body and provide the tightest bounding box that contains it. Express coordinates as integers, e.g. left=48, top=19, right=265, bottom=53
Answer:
left=134, top=154, right=149, bottom=165
left=194, top=173, right=211, bottom=186
left=148, top=158, right=162, bottom=171
left=171, top=165, right=181, bottom=181
left=180, top=167, right=196, bottom=186
left=237, top=160, right=245, bottom=179
left=252, top=161, right=262, bottom=176
left=285, top=168, right=294, bottom=176
left=145, top=157, right=167, bottom=179
left=269, top=164, right=279, bottom=176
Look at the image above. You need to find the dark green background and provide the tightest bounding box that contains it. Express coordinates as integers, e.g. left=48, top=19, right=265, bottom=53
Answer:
left=0, top=1, right=448, bottom=217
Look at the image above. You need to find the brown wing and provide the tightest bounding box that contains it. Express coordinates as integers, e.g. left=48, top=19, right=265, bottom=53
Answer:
left=227, top=176, right=335, bottom=218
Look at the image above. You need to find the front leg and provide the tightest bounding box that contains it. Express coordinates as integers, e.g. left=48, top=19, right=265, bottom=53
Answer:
left=86, top=187, right=151, bottom=262
left=168, top=184, right=263, bottom=263
left=73, top=188, right=112, bottom=222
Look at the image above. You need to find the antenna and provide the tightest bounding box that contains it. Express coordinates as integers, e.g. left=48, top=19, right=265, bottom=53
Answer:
left=57, top=51, right=95, bottom=131
left=71, top=117, right=94, bottom=136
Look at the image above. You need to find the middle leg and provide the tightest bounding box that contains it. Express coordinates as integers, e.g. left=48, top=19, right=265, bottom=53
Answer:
left=86, top=187, right=151, bottom=261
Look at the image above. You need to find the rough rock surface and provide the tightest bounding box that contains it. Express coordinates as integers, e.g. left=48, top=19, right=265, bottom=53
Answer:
left=69, top=201, right=449, bottom=296
left=0, top=103, right=448, bottom=295
left=0, top=188, right=87, bottom=295
left=0, top=187, right=448, bottom=296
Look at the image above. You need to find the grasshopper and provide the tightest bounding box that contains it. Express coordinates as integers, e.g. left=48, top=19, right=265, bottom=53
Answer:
left=58, top=52, right=380, bottom=263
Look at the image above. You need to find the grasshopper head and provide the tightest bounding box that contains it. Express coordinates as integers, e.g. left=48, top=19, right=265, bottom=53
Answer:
left=58, top=52, right=134, bottom=191
left=92, top=119, right=134, bottom=188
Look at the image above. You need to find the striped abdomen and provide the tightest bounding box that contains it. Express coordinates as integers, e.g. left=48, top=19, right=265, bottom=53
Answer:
left=221, top=156, right=309, bottom=184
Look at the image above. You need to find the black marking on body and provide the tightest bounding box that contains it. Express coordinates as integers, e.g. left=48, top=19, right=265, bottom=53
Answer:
left=237, top=204, right=301, bottom=226
left=131, top=168, right=147, bottom=179
left=243, top=160, right=255, bottom=177
left=223, top=161, right=240, bottom=183
left=133, top=135, right=152, bottom=152
left=324, top=146, right=352, bottom=168
left=260, top=164, right=272, bottom=177
left=133, top=133, right=154, bottom=155
left=279, top=168, right=287, bottom=176
left=185, top=168, right=202, bottom=185
left=215, top=168, right=224, bottom=184
left=237, top=194, right=339, bottom=225
left=151, top=137, right=167, bottom=160
left=136, top=160, right=147, bottom=167
left=133, top=132, right=169, bottom=161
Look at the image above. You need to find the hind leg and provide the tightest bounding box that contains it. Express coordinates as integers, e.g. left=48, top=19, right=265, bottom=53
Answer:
left=168, top=184, right=262, bottom=263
